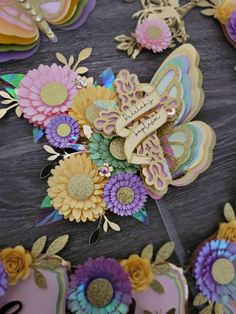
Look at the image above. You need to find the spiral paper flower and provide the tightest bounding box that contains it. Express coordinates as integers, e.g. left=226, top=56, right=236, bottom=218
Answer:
left=18, top=64, right=77, bottom=128
left=135, top=18, right=172, bottom=53
left=0, top=262, right=8, bottom=297
left=104, top=173, right=147, bottom=216
left=45, top=115, right=79, bottom=149
left=48, top=154, right=107, bottom=223
left=194, top=239, right=236, bottom=304
left=68, top=257, right=132, bottom=314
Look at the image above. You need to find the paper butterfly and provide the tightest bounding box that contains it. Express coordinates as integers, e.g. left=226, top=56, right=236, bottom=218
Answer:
left=0, top=0, right=96, bottom=62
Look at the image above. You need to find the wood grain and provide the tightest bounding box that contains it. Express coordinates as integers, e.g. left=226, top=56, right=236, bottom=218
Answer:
left=1, top=0, right=236, bottom=312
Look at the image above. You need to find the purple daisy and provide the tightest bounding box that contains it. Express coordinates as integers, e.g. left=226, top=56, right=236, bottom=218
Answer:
left=0, top=262, right=8, bottom=297
left=45, top=115, right=79, bottom=149
left=194, top=239, right=236, bottom=304
left=226, top=11, right=236, bottom=43
left=104, top=173, right=147, bottom=216
left=67, top=257, right=132, bottom=314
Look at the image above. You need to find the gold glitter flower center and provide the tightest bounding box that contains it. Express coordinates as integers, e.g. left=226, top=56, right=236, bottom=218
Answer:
left=147, top=26, right=162, bottom=40
left=68, top=174, right=94, bottom=200
left=109, top=137, right=126, bottom=160
left=57, top=123, right=71, bottom=137
left=87, top=278, right=113, bottom=308
left=40, top=82, right=68, bottom=106
left=117, top=187, right=134, bottom=205
left=85, top=102, right=101, bottom=124
left=212, top=258, right=235, bottom=285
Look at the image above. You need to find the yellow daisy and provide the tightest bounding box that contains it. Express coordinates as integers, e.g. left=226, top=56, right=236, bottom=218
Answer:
left=69, top=86, right=117, bottom=130
left=48, top=154, right=107, bottom=223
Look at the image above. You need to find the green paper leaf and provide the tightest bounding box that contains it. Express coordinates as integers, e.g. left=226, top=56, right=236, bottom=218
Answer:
left=224, top=203, right=235, bottom=222
left=40, top=196, right=52, bottom=209
left=141, top=244, right=153, bottom=261
left=150, top=279, right=164, bottom=294
left=5, top=87, right=17, bottom=99
left=34, top=269, right=47, bottom=288
left=155, top=242, right=175, bottom=264
left=0, top=74, right=24, bottom=88
left=193, top=292, right=208, bottom=306
left=46, top=235, right=69, bottom=256
left=31, top=236, right=47, bottom=258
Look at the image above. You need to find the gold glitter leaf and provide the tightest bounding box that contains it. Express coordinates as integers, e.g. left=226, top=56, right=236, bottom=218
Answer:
left=214, top=304, right=225, bottom=314
left=77, top=67, right=89, bottom=75
left=31, top=235, right=47, bottom=258
left=0, top=108, right=8, bottom=119
left=152, top=263, right=170, bottom=276
left=68, top=55, right=75, bottom=67
left=46, top=234, right=69, bottom=256
left=78, top=48, right=92, bottom=63
left=114, top=34, right=132, bottom=42
left=55, top=52, right=68, bottom=66
left=141, top=244, right=153, bottom=261
left=117, top=42, right=130, bottom=51
left=34, top=269, right=47, bottom=288
left=193, top=292, right=209, bottom=306
left=224, top=203, right=235, bottom=222
left=198, top=0, right=214, bottom=7
left=150, top=279, right=164, bottom=294
left=155, top=242, right=175, bottom=264
left=199, top=304, right=213, bottom=314
left=201, top=8, right=216, bottom=15
left=108, top=221, right=121, bottom=232
left=15, top=106, right=22, bottom=117
left=37, top=257, right=62, bottom=270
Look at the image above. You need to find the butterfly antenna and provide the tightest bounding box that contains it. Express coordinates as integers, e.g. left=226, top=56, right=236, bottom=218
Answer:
left=14, top=0, right=58, bottom=43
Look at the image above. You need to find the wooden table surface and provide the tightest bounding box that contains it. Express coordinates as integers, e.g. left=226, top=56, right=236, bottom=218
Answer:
left=1, top=0, right=236, bottom=312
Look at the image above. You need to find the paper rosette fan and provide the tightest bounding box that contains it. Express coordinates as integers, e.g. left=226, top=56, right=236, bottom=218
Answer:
left=0, top=0, right=96, bottom=62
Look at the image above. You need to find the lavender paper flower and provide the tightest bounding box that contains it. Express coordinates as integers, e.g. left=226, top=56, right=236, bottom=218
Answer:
left=194, top=239, right=236, bottom=304
left=67, top=257, right=132, bottom=314
left=0, top=262, right=8, bottom=297
left=104, top=172, right=147, bottom=216
left=45, top=115, right=79, bottom=149
left=226, top=11, right=236, bottom=43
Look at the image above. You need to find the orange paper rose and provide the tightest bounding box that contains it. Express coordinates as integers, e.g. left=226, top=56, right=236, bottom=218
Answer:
left=121, top=254, right=154, bottom=292
left=0, top=245, right=32, bottom=286
left=218, top=221, right=236, bottom=242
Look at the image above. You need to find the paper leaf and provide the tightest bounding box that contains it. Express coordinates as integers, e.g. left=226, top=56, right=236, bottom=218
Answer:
left=34, top=270, right=47, bottom=288
left=0, top=108, right=8, bottom=119
left=31, top=236, right=47, bottom=258
left=43, top=145, right=58, bottom=155
left=15, top=106, right=22, bottom=117
left=108, top=221, right=120, bottom=232
left=199, top=304, right=213, bottom=314
left=132, top=208, right=149, bottom=224
left=77, top=67, right=89, bottom=75
left=68, top=55, right=75, bottom=67
left=115, top=34, right=132, bottom=42
left=86, top=77, right=94, bottom=86
left=150, top=279, right=164, bottom=294
left=0, top=91, right=12, bottom=99
left=37, top=257, right=62, bottom=270
left=152, top=263, right=170, bottom=275
left=103, top=219, right=108, bottom=232
left=117, top=42, right=130, bottom=51
left=224, top=202, right=235, bottom=222
left=36, top=209, right=64, bottom=226
left=33, top=127, right=44, bottom=143
left=89, top=227, right=101, bottom=246
left=198, top=0, right=214, bottom=6
left=0, top=74, right=24, bottom=88
left=193, top=292, right=209, bottom=306
left=201, top=8, right=215, bottom=15
left=6, top=87, right=17, bottom=99
left=46, top=235, right=69, bottom=256
left=56, top=52, right=68, bottom=65
left=40, top=195, right=52, bottom=209
left=155, top=242, right=175, bottom=264
left=1, top=99, right=14, bottom=105
left=141, top=244, right=153, bottom=261
left=78, top=48, right=92, bottom=63
left=214, top=304, right=225, bottom=314
left=48, top=154, right=60, bottom=161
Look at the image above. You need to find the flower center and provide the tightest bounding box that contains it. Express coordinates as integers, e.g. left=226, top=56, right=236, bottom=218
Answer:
left=85, top=103, right=101, bottom=123
left=211, top=258, right=235, bottom=285
left=146, top=26, right=162, bottom=40
left=109, top=137, right=126, bottom=160
left=57, top=123, right=71, bottom=137
left=87, top=278, right=113, bottom=308
left=67, top=174, right=94, bottom=200
left=117, top=187, right=135, bottom=205
left=40, top=82, right=68, bottom=107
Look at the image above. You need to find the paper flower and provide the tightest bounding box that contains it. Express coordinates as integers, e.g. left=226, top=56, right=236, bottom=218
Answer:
left=226, top=11, right=236, bottom=42
left=89, top=133, right=139, bottom=174
left=99, top=163, right=114, bottom=177
left=69, top=86, right=117, bottom=130
left=0, top=246, right=32, bottom=286
left=18, top=64, right=77, bottom=128
left=135, top=18, right=172, bottom=53
left=218, top=220, right=236, bottom=242
left=104, top=173, right=147, bottom=216
left=48, top=154, right=107, bottom=223
left=194, top=239, right=236, bottom=303
left=121, top=255, right=154, bottom=292
left=0, top=262, right=8, bottom=297
left=68, top=257, right=132, bottom=314
left=215, top=0, right=236, bottom=24
left=45, top=115, right=80, bottom=149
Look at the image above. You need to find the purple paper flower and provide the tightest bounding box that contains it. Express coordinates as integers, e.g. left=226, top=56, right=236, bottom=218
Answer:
left=104, top=173, right=147, bottom=216
left=194, top=239, right=236, bottom=304
left=45, top=115, right=79, bottom=149
left=0, top=262, right=8, bottom=297
left=67, top=257, right=132, bottom=314
left=226, top=10, right=236, bottom=43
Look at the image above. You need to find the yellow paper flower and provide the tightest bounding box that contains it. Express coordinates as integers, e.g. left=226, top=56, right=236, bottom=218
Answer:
left=218, top=221, right=236, bottom=241
left=0, top=246, right=32, bottom=286
left=69, top=86, right=117, bottom=130
left=48, top=154, right=107, bottom=222
left=215, top=0, right=236, bottom=24
left=121, top=254, right=154, bottom=292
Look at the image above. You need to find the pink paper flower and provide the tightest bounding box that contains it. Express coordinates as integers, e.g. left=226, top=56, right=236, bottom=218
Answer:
left=18, top=64, right=77, bottom=128
left=135, top=18, right=172, bottom=53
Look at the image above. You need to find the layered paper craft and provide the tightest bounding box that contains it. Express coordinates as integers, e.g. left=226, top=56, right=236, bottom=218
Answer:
left=0, top=44, right=216, bottom=244
left=0, top=0, right=96, bottom=62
